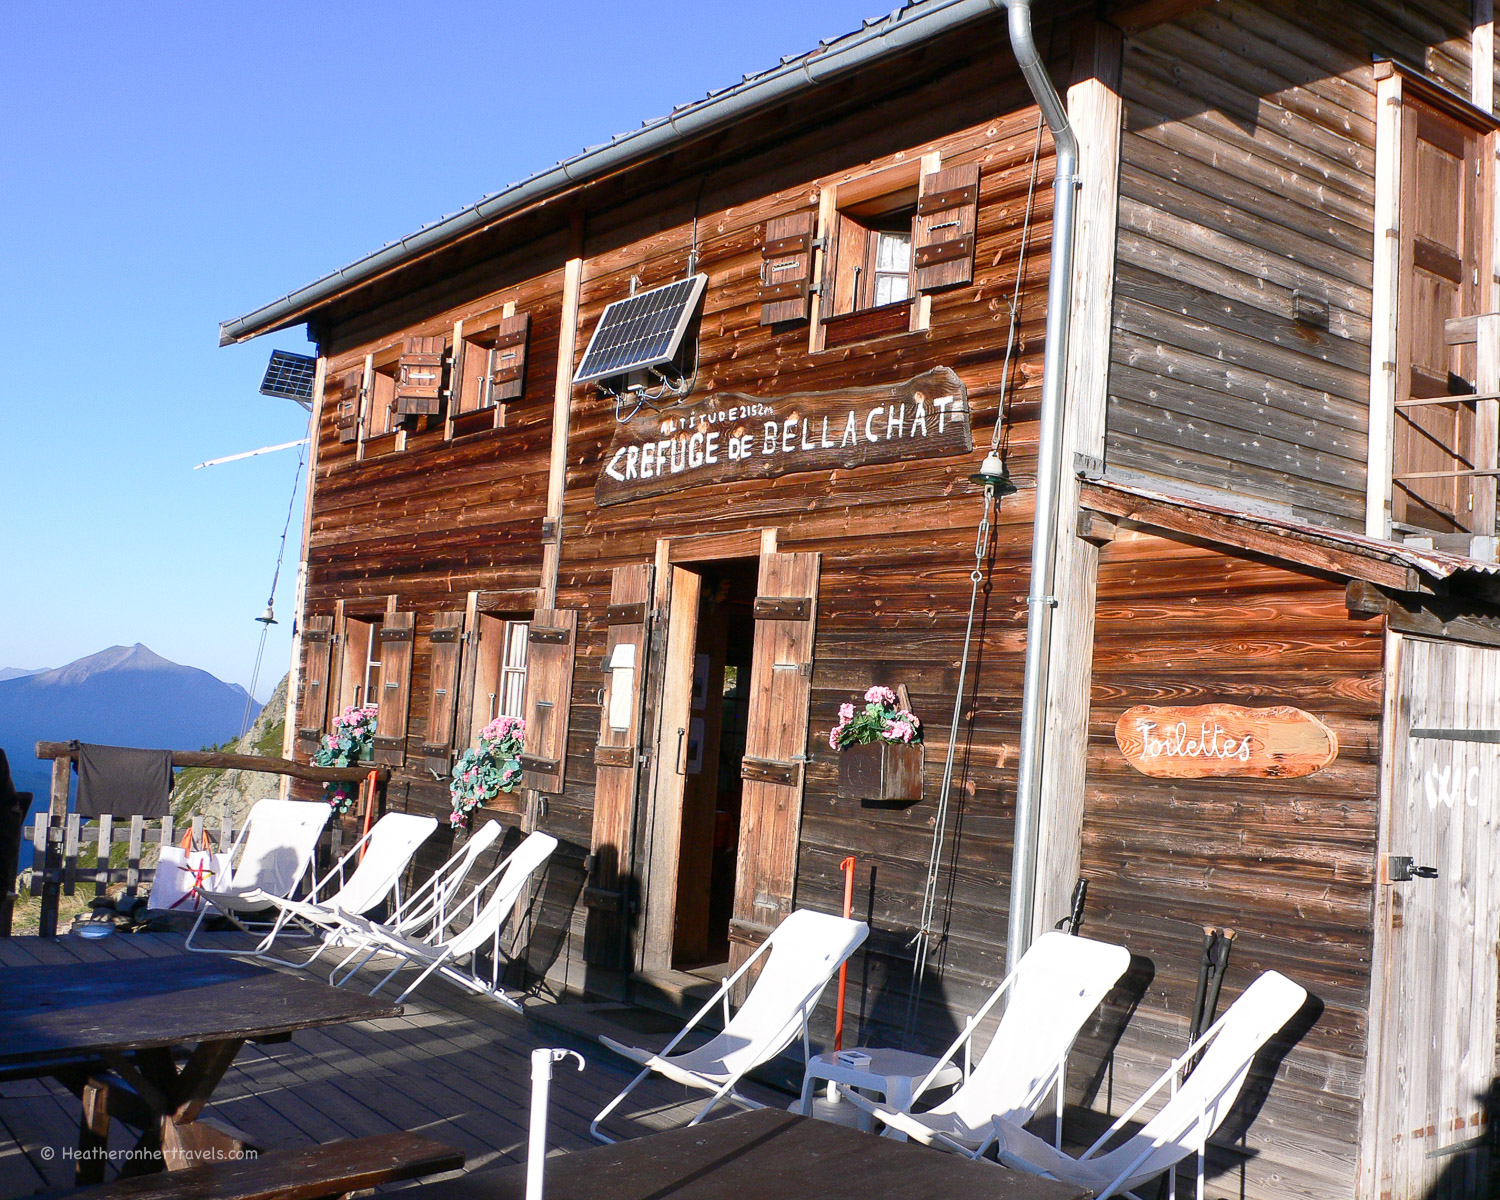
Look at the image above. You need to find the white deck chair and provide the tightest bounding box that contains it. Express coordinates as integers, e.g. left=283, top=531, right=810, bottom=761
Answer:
left=330, top=829, right=558, bottom=1010
left=184, top=799, right=332, bottom=953
left=988, top=970, right=1308, bottom=1200
left=250, top=811, right=438, bottom=964
left=841, top=931, right=1130, bottom=1152
left=333, top=818, right=505, bottom=953
left=591, top=908, right=870, bottom=1143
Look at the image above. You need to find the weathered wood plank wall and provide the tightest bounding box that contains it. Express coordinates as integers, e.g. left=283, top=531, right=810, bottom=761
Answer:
left=1078, top=530, right=1386, bottom=1200
left=551, top=25, right=1072, bottom=1032
left=1104, top=0, right=1482, bottom=533
left=291, top=17, right=1078, bottom=1040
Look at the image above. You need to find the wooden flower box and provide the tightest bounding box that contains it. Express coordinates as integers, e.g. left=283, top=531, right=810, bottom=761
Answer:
left=838, top=741, right=925, bottom=807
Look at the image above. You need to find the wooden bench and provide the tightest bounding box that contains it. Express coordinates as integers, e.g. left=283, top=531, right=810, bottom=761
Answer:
left=41, top=1132, right=464, bottom=1200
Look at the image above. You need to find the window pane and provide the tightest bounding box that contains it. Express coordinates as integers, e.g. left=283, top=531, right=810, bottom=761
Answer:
left=875, top=230, right=911, bottom=273
left=504, top=621, right=529, bottom=671
left=874, top=273, right=910, bottom=306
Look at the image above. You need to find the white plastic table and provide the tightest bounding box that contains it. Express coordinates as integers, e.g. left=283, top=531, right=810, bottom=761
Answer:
left=797, top=1047, right=964, bottom=1137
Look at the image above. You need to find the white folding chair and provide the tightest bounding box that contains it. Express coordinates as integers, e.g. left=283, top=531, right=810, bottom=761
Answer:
left=988, top=971, right=1308, bottom=1200
left=184, top=799, right=331, bottom=953
left=251, top=811, right=438, bottom=964
left=330, top=829, right=558, bottom=1010
left=844, top=931, right=1130, bottom=1152
left=591, top=908, right=870, bottom=1143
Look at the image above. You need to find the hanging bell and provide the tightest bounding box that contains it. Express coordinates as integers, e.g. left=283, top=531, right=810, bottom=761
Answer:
left=256, top=603, right=278, bottom=626
left=968, top=449, right=1015, bottom=496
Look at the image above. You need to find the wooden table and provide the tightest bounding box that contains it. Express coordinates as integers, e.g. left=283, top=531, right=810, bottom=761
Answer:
left=403, top=1108, right=1089, bottom=1200
left=0, top=954, right=401, bottom=1184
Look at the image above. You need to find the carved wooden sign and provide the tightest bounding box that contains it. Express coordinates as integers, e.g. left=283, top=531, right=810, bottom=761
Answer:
left=1114, top=704, right=1339, bottom=779
left=594, top=366, right=972, bottom=506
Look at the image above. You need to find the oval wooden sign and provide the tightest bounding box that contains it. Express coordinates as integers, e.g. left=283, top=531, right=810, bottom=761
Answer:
left=1114, top=703, right=1338, bottom=779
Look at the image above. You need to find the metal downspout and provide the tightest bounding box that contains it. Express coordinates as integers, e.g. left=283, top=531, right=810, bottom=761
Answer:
left=1004, top=0, right=1080, bottom=973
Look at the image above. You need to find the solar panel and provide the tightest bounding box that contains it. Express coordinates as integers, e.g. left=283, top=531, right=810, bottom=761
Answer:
left=259, top=350, right=318, bottom=401
left=573, top=274, right=707, bottom=385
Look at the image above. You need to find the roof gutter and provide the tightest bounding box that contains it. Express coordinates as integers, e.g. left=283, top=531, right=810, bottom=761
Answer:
left=1004, top=0, right=1079, bottom=973
left=219, top=0, right=1016, bottom=346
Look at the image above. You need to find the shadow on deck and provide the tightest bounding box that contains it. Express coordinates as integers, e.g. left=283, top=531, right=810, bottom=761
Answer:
left=0, top=931, right=779, bottom=1197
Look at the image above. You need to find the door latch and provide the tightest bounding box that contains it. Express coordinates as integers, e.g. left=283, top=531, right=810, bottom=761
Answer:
left=1384, top=854, right=1439, bottom=883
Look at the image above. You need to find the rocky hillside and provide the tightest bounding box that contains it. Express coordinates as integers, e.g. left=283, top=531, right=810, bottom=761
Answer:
left=169, top=673, right=289, bottom=832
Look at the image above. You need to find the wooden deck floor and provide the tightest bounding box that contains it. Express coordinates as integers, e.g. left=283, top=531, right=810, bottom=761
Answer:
left=0, top=932, right=778, bottom=1198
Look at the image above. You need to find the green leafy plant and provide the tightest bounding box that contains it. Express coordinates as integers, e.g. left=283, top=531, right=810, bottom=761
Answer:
left=829, top=686, right=922, bottom=749
left=313, top=704, right=378, bottom=815
left=449, top=715, right=526, bottom=829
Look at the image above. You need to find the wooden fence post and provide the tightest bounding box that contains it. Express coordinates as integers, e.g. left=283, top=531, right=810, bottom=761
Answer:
left=38, top=753, right=70, bottom=937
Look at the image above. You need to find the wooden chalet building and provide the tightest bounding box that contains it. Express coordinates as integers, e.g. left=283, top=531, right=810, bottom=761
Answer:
left=222, top=0, right=1500, bottom=1196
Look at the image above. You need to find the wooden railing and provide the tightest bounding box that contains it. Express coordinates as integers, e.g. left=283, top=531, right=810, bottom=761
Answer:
left=22, top=740, right=389, bottom=937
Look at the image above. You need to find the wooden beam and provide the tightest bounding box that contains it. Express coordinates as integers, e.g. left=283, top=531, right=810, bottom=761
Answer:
left=280, top=354, right=326, bottom=793
left=1032, top=17, right=1124, bottom=946
left=1476, top=0, right=1495, bottom=115
left=540, top=211, right=585, bottom=611
left=1368, top=67, right=1403, bottom=540
left=34, top=742, right=387, bottom=785
left=1076, top=507, right=1120, bottom=546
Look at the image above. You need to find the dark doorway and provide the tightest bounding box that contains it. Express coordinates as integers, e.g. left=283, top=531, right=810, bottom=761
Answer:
left=671, top=558, right=758, bottom=970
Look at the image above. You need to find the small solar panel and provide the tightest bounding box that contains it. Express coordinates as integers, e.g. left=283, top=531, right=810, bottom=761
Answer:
left=259, top=350, right=318, bottom=401
left=573, top=274, right=707, bottom=385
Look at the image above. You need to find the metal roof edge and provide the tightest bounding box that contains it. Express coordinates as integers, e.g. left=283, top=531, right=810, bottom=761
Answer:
left=218, top=0, right=1010, bottom=347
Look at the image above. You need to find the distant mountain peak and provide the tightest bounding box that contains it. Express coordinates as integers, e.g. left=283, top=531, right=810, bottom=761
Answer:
left=35, top=643, right=181, bottom=687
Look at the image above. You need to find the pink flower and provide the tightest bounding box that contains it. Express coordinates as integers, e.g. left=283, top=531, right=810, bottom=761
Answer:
left=887, top=720, right=915, bottom=743
left=838, top=702, right=855, bottom=721
left=864, top=686, right=896, bottom=707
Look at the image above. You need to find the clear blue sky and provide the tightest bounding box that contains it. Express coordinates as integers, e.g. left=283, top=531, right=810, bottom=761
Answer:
left=1, top=0, right=883, bottom=699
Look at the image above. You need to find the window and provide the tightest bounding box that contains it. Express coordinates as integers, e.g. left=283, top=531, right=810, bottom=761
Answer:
left=829, top=193, right=918, bottom=318
left=450, top=311, right=530, bottom=434
left=366, top=357, right=399, bottom=440
left=338, top=615, right=383, bottom=711
left=470, top=613, right=530, bottom=738
left=757, top=158, right=979, bottom=352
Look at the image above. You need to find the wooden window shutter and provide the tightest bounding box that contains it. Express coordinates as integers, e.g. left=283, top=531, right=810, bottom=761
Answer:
left=296, top=615, right=335, bottom=754
left=914, top=163, right=980, bottom=292
left=335, top=370, right=363, bottom=443
left=393, top=335, right=446, bottom=416
left=372, top=611, right=416, bottom=765
left=759, top=210, right=817, bottom=325
left=729, top=551, right=820, bottom=972
left=488, top=313, right=530, bottom=404
left=519, top=609, right=578, bottom=794
left=420, top=611, right=466, bottom=773
left=586, top=565, right=653, bottom=963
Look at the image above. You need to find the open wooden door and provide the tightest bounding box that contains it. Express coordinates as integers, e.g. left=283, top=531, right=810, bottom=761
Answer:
left=728, top=551, right=820, bottom=973
left=1392, top=93, right=1489, bottom=534
left=640, top=567, right=703, bottom=972
left=586, top=563, right=653, bottom=966
left=1367, top=634, right=1500, bottom=1199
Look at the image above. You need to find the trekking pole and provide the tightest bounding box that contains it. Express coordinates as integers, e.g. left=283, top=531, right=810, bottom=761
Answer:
left=1187, top=927, right=1218, bottom=1050
left=527, top=1048, right=585, bottom=1200
left=1202, top=928, right=1237, bottom=1029
left=834, top=855, right=856, bottom=1051
left=1055, top=877, right=1087, bottom=935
